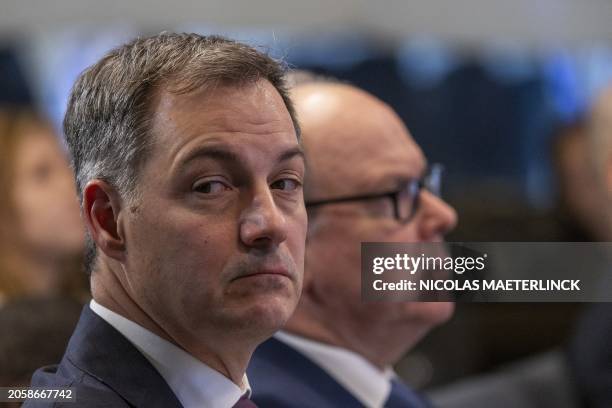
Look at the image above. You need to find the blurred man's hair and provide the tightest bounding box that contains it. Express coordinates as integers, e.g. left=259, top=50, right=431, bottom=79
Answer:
left=64, top=33, right=300, bottom=274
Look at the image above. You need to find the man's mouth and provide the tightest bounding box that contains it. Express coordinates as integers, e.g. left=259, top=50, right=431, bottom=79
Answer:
left=232, top=266, right=292, bottom=281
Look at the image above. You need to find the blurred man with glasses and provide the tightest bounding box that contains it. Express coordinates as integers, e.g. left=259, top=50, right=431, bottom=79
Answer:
left=248, top=78, right=457, bottom=408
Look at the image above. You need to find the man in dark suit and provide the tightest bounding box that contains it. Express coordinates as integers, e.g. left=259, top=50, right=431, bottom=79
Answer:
left=248, top=79, right=457, bottom=407
left=25, top=33, right=307, bottom=407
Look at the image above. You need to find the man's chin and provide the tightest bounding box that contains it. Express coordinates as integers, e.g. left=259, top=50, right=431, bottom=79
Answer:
left=231, top=294, right=299, bottom=336
left=391, top=301, right=455, bottom=327
left=413, top=301, right=455, bottom=325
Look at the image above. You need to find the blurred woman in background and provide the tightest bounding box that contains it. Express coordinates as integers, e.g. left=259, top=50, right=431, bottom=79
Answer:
left=0, top=108, right=87, bottom=304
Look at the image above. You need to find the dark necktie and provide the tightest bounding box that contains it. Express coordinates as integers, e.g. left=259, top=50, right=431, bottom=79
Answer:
left=385, top=379, right=430, bottom=408
left=232, top=394, right=257, bottom=408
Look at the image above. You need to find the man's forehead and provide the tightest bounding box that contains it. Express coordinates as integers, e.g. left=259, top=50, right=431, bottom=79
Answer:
left=123, top=82, right=300, bottom=190
left=306, top=135, right=425, bottom=196
left=146, top=80, right=297, bottom=160
left=296, top=84, right=426, bottom=196
left=151, top=80, right=291, bottom=134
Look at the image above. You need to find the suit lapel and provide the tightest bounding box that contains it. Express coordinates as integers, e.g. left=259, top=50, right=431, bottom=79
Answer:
left=64, top=306, right=183, bottom=408
left=254, top=337, right=364, bottom=406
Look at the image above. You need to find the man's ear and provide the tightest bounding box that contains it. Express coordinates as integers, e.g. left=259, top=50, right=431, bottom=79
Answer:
left=82, top=180, right=126, bottom=262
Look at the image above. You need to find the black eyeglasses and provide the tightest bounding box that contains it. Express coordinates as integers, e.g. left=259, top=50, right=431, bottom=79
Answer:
left=305, top=164, right=444, bottom=223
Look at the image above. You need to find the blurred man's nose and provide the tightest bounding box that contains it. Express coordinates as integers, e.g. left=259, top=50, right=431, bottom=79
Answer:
left=416, top=191, right=458, bottom=241
left=239, top=185, right=289, bottom=249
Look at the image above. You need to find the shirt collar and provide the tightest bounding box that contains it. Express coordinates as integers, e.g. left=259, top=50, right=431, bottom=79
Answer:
left=275, top=331, right=394, bottom=408
left=90, top=299, right=249, bottom=408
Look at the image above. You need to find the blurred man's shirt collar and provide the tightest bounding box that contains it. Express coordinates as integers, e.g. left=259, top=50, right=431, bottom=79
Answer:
left=275, top=330, right=395, bottom=408
left=90, top=299, right=250, bottom=408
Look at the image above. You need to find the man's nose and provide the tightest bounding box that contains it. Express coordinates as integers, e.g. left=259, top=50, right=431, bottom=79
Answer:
left=416, top=191, right=458, bottom=241
left=239, top=186, right=288, bottom=249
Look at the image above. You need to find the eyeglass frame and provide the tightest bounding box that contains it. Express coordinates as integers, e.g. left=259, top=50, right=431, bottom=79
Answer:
left=304, top=163, right=444, bottom=224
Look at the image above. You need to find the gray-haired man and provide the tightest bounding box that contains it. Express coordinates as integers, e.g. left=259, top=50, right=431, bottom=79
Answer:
left=27, top=33, right=307, bottom=408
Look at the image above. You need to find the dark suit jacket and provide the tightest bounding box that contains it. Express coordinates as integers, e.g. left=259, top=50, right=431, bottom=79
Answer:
left=568, top=303, right=612, bottom=408
left=24, top=305, right=182, bottom=408
left=248, top=337, right=430, bottom=408
left=247, top=337, right=365, bottom=407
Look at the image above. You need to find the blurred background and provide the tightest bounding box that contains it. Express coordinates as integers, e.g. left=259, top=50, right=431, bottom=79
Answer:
left=2, top=0, right=612, bottom=406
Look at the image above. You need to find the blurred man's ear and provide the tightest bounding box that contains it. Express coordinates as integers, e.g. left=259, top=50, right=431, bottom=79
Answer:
left=82, top=180, right=126, bottom=262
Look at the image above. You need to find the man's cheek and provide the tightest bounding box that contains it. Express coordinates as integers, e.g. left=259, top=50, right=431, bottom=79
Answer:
left=167, top=219, right=216, bottom=250
left=290, top=215, right=308, bottom=245
left=287, top=236, right=306, bottom=268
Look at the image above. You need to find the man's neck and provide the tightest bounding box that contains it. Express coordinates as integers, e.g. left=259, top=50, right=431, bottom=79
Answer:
left=90, top=261, right=252, bottom=385
left=283, top=305, right=416, bottom=370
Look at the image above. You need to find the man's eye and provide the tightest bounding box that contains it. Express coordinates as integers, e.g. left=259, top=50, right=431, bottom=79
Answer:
left=271, top=179, right=301, bottom=191
left=193, top=180, right=229, bottom=194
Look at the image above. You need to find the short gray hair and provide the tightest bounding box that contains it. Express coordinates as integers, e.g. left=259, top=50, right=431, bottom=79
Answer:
left=64, top=32, right=300, bottom=274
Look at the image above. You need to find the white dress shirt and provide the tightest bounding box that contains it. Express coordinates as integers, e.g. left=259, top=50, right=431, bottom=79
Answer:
left=90, top=299, right=250, bottom=408
left=275, top=331, right=396, bottom=408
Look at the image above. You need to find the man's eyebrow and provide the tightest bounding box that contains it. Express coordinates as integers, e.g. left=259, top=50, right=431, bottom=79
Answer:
left=177, top=146, right=242, bottom=169
left=277, top=146, right=305, bottom=164
left=388, top=161, right=427, bottom=187
left=175, top=145, right=305, bottom=172
left=420, top=160, right=429, bottom=177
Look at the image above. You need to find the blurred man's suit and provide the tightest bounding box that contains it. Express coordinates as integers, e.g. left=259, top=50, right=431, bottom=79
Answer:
left=249, top=335, right=429, bottom=408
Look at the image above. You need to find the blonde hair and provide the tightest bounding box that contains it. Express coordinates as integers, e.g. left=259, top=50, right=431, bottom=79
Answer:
left=0, top=108, right=87, bottom=301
